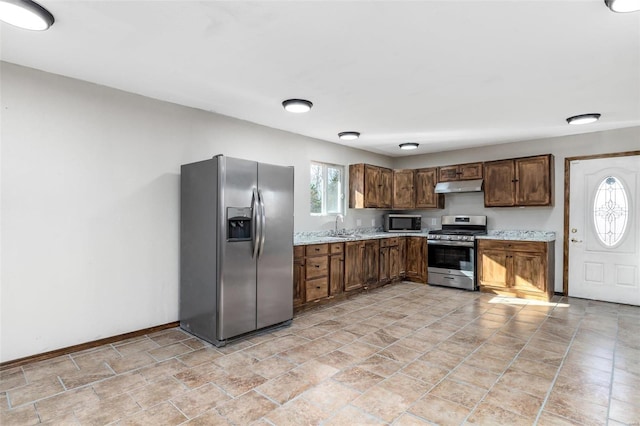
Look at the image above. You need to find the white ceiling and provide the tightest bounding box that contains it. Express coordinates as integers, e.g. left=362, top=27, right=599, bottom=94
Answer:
left=2, top=0, right=639, bottom=156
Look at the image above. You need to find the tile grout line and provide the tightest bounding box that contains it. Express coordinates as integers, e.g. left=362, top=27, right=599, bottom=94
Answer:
left=459, top=299, right=558, bottom=424
left=604, top=308, right=620, bottom=424
left=388, top=292, right=520, bottom=423
left=531, top=306, right=587, bottom=425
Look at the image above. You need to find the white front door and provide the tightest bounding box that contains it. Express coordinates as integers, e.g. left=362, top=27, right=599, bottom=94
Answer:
left=568, top=155, right=640, bottom=305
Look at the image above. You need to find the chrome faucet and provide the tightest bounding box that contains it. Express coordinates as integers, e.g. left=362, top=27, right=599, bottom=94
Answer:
left=335, top=214, right=344, bottom=235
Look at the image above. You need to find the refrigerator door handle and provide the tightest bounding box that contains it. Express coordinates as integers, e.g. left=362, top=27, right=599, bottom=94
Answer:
left=251, top=188, right=260, bottom=259
left=257, top=189, right=266, bottom=258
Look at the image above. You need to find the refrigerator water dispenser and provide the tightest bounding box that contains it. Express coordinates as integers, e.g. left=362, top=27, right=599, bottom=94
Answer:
left=227, top=207, right=252, bottom=241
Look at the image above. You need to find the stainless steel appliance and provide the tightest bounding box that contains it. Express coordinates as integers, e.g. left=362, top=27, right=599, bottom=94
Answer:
left=180, top=155, right=294, bottom=346
left=384, top=214, right=422, bottom=232
left=427, top=215, right=487, bottom=290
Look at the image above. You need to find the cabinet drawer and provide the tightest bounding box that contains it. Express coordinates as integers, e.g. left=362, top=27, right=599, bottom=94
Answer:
left=330, top=243, right=344, bottom=254
left=386, top=237, right=399, bottom=247
left=294, top=246, right=305, bottom=259
left=478, top=239, right=545, bottom=253
left=306, top=244, right=329, bottom=256
left=305, top=277, right=328, bottom=301
left=305, top=256, right=329, bottom=279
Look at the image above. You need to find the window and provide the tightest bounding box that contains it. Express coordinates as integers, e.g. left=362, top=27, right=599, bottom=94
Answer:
left=310, top=161, right=345, bottom=216
left=593, top=176, right=629, bottom=247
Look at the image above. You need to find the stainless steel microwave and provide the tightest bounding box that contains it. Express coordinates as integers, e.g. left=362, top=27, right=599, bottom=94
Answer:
left=384, top=214, right=422, bottom=232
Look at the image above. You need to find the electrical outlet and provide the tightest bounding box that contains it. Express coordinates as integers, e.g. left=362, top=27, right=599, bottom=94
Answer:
left=371, top=219, right=376, bottom=226
left=431, top=218, right=437, bottom=225
left=356, top=219, right=362, bottom=226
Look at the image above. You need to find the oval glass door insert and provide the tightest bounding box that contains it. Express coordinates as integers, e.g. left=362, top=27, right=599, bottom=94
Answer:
left=593, top=176, right=629, bottom=247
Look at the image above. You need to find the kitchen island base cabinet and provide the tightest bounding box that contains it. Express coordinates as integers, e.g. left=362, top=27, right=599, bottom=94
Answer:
left=477, top=239, right=554, bottom=301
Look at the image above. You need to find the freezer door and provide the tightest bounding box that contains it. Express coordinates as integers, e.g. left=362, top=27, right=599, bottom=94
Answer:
left=256, top=163, right=294, bottom=329
left=218, top=156, right=258, bottom=340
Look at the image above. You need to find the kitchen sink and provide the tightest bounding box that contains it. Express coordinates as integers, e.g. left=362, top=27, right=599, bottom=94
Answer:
left=332, top=234, right=363, bottom=239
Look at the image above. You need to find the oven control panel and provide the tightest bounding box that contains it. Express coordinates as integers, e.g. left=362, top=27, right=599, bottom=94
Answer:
left=427, top=234, right=475, bottom=241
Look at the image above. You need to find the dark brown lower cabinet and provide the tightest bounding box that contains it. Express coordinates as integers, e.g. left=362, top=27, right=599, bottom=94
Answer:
left=296, top=236, right=423, bottom=310
left=406, top=236, right=427, bottom=283
left=379, top=240, right=390, bottom=284
left=477, top=239, right=554, bottom=301
left=381, top=237, right=401, bottom=283
left=363, top=239, right=380, bottom=285
left=398, top=237, right=406, bottom=277
left=293, top=246, right=305, bottom=308
left=329, top=243, right=344, bottom=296
left=344, top=241, right=364, bottom=292
left=345, top=239, right=380, bottom=291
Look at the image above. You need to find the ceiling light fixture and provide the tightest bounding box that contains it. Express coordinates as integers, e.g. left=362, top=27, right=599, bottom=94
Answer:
left=566, top=113, right=601, bottom=125
left=399, top=143, right=419, bottom=150
left=282, top=99, right=313, bottom=113
left=338, top=131, right=360, bottom=141
left=0, top=0, right=54, bottom=30
left=604, top=0, right=640, bottom=13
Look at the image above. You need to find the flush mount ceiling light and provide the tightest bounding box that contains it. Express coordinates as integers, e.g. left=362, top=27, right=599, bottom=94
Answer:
left=604, top=0, right=640, bottom=13
left=338, top=131, right=360, bottom=141
left=282, top=99, right=313, bottom=113
left=0, top=0, right=54, bottom=30
left=566, top=113, right=601, bottom=125
left=399, top=143, right=419, bottom=150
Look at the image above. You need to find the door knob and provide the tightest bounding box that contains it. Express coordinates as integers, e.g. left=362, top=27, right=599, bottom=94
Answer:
left=571, top=238, right=583, bottom=243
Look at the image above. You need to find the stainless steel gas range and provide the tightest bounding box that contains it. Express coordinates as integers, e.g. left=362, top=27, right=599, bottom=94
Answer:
left=426, top=215, right=487, bottom=291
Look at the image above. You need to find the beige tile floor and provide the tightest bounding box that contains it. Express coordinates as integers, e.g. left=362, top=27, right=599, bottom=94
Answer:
left=2, top=282, right=640, bottom=425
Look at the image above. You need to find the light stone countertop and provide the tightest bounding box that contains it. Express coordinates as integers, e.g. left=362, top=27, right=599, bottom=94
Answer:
left=476, top=230, right=556, bottom=242
left=293, top=229, right=429, bottom=246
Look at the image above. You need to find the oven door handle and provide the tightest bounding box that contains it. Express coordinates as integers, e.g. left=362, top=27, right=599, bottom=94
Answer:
left=427, top=240, right=475, bottom=248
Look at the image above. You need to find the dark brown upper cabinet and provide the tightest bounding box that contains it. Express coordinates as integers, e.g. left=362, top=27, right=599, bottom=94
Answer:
left=484, top=154, right=553, bottom=207
left=349, top=164, right=392, bottom=209
left=437, top=162, right=483, bottom=182
left=415, top=167, right=444, bottom=209
left=392, top=169, right=415, bottom=209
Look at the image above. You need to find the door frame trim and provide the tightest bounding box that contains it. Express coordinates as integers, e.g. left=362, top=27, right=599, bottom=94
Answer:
left=563, top=150, right=640, bottom=295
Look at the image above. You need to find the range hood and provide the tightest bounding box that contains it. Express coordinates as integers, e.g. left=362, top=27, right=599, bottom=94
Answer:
left=434, top=179, right=484, bottom=194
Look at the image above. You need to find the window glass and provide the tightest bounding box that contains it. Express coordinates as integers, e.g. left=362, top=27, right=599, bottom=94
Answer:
left=310, top=162, right=344, bottom=216
left=310, top=163, right=323, bottom=214
left=593, top=176, right=629, bottom=247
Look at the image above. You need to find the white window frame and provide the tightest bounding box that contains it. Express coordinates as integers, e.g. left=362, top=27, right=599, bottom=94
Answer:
left=310, top=161, right=345, bottom=216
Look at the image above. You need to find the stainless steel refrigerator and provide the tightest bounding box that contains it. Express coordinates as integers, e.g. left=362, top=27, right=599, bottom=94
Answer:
left=179, top=155, right=294, bottom=346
